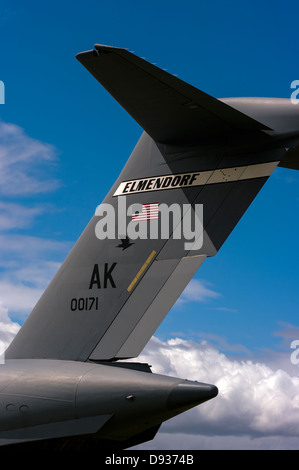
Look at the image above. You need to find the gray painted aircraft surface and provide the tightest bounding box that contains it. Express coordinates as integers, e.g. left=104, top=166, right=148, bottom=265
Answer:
left=1, top=45, right=298, bottom=449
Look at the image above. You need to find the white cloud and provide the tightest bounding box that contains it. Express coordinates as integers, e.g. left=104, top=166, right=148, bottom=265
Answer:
left=0, top=120, right=69, bottom=319
left=0, top=234, right=70, bottom=319
left=1, top=324, right=298, bottom=449
left=0, top=281, right=44, bottom=315
left=0, top=234, right=70, bottom=261
left=0, top=244, right=66, bottom=319
left=133, top=336, right=299, bottom=449
left=188, top=331, right=250, bottom=354
left=0, top=202, right=44, bottom=230
left=0, top=306, right=20, bottom=352
left=176, top=279, right=221, bottom=305
left=0, top=120, right=59, bottom=196
left=138, top=431, right=299, bottom=450
left=0, top=259, right=62, bottom=318
left=12, top=260, right=62, bottom=289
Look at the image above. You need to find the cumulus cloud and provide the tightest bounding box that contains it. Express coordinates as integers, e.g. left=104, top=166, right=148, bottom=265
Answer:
left=0, top=306, right=20, bottom=359
left=133, top=336, right=299, bottom=449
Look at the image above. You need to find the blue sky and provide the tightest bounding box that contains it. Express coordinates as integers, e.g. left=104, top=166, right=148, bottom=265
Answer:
left=1, top=0, right=299, bottom=449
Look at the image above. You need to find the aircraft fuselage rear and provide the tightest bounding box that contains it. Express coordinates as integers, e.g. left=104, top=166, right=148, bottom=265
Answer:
left=0, top=359, right=217, bottom=448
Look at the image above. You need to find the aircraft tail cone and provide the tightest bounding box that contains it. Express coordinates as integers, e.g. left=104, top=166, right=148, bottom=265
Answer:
left=167, top=381, right=218, bottom=411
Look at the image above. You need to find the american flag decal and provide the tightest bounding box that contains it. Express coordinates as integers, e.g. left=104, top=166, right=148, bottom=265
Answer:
left=132, top=203, right=159, bottom=221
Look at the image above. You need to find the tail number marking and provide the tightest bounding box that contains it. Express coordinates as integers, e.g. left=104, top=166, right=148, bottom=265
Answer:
left=71, top=297, right=99, bottom=311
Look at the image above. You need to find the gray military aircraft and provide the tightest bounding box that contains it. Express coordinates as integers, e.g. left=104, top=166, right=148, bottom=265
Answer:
left=0, top=45, right=298, bottom=450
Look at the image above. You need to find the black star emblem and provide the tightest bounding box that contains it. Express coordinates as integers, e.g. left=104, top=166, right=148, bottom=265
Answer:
left=116, top=236, right=134, bottom=251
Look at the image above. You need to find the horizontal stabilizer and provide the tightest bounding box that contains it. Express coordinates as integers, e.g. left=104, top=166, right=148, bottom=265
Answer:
left=76, top=45, right=271, bottom=145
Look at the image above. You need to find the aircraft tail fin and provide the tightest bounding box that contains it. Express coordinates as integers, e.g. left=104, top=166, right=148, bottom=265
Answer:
left=6, top=47, right=288, bottom=362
